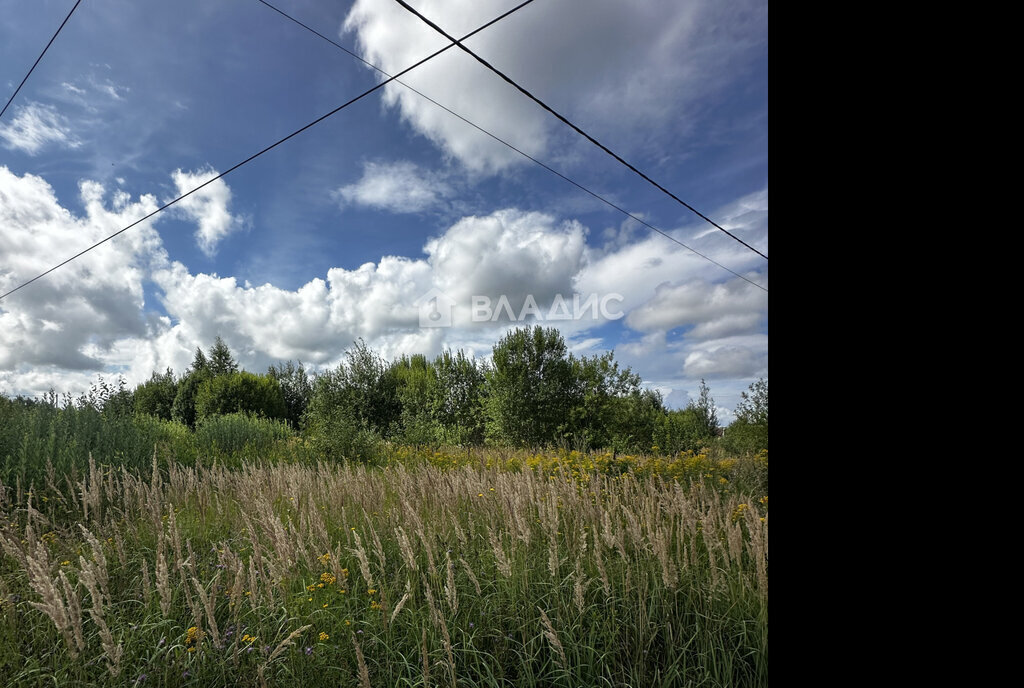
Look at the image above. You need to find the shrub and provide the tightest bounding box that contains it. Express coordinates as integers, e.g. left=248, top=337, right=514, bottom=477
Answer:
left=194, top=413, right=292, bottom=461
left=133, top=369, right=178, bottom=420
left=303, top=403, right=383, bottom=464
left=194, top=371, right=287, bottom=423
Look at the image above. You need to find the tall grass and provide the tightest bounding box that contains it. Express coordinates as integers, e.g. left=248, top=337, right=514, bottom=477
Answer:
left=0, top=456, right=767, bottom=686
left=0, top=399, right=304, bottom=484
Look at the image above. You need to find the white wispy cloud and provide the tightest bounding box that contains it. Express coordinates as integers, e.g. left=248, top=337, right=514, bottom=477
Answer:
left=335, top=160, right=452, bottom=213
left=0, top=102, right=80, bottom=155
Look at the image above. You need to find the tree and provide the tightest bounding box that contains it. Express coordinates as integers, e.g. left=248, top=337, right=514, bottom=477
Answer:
left=134, top=368, right=178, bottom=420
left=567, top=351, right=662, bottom=451
left=343, top=339, right=401, bottom=435
left=431, top=349, right=485, bottom=445
left=190, top=347, right=209, bottom=374
left=208, top=336, right=239, bottom=377
left=172, top=368, right=212, bottom=429
left=267, top=360, right=313, bottom=429
left=653, top=407, right=712, bottom=454
left=692, top=379, right=719, bottom=438
left=735, top=377, right=768, bottom=426
left=485, top=326, right=577, bottom=447
left=390, top=354, right=439, bottom=446
left=194, top=371, right=287, bottom=422
left=723, top=377, right=768, bottom=454
left=303, top=340, right=400, bottom=439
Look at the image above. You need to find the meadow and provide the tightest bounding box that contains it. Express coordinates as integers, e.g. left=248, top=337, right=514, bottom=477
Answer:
left=0, top=445, right=767, bottom=687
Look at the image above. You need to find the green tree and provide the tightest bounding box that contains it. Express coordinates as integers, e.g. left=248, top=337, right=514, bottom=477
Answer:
left=735, top=377, right=768, bottom=425
left=692, top=379, right=719, bottom=438
left=134, top=368, right=178, bottom=421
left=194, top=371, right=287, bottom=422
left=208, top=336, right=239, bottom=377
left=302, top=340, right=400, bottom=455
left=190, top=347, right=209, bottom=374
left=653, top=407, right=713, bottom=454
left=341, top=339, right=401, bottom=435
left=390, top=354, right=440, bottom=446
left=267, top=360, right=313, bottom=429
left=485, top=326, right=577, bottom=447
left=568, top=351, right=663, bottom=451
left=431, top=349, right=485, bottom=445
left=172, top=369, right=211, bottom=429
left=723, top=377, right=768, bottom=454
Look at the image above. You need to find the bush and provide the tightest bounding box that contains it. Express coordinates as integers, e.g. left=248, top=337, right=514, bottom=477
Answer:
left=303, top=403, right=383, bottom=464
left=134, top=369, right=178, bottom=420
left=171, top=370, right=210, bottom=429
left=653, top=407, right=715, bottom=454
left=721, top=420, right=769, bottom=455
left=194, top=413, right=293, bottom=461
left=194, top=371, right=287, bottom=423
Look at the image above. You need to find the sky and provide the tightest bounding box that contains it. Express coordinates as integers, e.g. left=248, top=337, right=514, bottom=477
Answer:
left=0, top=0, right=768, bottom=420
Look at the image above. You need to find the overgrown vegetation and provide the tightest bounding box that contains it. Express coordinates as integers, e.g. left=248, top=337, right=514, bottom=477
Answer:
left=0, top=328, right=768, bottom=686
left=2, top=327, right=766, bottom=479
left=0, top=456, right=766, bottom=687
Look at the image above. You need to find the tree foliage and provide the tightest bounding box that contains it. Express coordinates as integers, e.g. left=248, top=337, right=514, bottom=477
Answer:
left=194, top=371, right=287, bottom=422
left=134, top=368, right=178, bottom=421
left=171, top=370, right=209, bottom=429
left=485, top=326, right=577, bottom=447
left=208, top=336, right=239, bottom=377
left=723, top=377, right=768, bottom=454
left=267, top=360, right=313, bottom=429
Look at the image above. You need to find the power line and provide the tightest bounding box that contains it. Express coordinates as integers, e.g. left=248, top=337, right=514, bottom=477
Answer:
left=392, top=0, right=768, bottom=262
left=0, top=0, right=539, bottom=302
left=253, top=0, right=766, bottom=292
left=0, top=0, right=84, bottom=121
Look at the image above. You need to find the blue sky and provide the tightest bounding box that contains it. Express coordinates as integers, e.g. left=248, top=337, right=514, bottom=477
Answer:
left=0, top=0, right=767, bottom=418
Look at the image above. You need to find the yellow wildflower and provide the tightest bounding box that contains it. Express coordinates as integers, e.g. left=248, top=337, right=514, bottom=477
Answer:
left=319, top=632, right=329, bottom=642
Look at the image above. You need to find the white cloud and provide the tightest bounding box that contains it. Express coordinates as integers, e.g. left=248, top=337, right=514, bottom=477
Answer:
left=0, top=166, right=165, bottom=374
left=625, top=274, right=767, bottom=338
left=2, top=166, right=766, bottom=417
left=335, top=160, right=451, bottom=213
left=170, top=167, right=243, bottom=257
left=0, top=102, right=80, bottom=155
left=342, top=0, right=766, bottom=173
left=683, top=341, right=767, bottom=379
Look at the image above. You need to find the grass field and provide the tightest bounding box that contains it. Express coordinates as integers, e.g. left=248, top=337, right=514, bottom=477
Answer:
left=0, top=449, right=767, bottom=687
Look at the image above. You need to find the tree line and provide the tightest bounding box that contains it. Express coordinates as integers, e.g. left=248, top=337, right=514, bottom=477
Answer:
left=10, top=328, right=768, bottom=460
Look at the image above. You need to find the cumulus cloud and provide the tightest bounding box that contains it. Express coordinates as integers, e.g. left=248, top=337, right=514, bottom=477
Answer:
left=147, top=208, right=590, bottom=370
left=2, top=164, right=767, bottom=416
left=342, top=0, right=766, bottom=173
left=170, top=167, right=243, bottom=257
left=335, top=160, right=452, bottom=213
left=0, top=102, right=80, bottom=155
left=0, top=166, right=165, bottom=373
